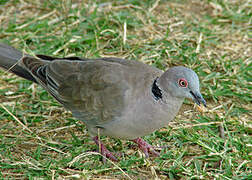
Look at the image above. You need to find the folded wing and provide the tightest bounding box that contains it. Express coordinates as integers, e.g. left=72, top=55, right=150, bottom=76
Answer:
left=20, top=57, right=129, bottom=126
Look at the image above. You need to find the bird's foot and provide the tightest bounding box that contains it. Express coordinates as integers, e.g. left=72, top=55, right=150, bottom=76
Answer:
left=93, top=136, right=118, bottom=162
left=132, top=137, right=160, bottom=157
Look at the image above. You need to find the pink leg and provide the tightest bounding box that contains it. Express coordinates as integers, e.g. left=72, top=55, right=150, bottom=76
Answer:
left=93, top=136, right=118, bottom=162
left=132, top=137, right=160, bottom=157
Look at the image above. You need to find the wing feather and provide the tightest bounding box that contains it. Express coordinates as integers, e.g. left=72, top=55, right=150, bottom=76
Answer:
left=20, top=57, right=129, bottom=126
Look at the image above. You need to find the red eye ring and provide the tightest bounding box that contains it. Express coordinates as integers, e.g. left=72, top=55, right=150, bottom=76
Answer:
left=178, top=78, right=188, bottom=88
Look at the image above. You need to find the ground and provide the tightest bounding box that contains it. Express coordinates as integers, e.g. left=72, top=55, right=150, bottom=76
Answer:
left=0, top=0, right=251, bottom=179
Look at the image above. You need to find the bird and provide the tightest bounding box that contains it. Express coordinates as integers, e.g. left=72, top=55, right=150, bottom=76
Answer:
left=0, top=43, right=206, bottom=161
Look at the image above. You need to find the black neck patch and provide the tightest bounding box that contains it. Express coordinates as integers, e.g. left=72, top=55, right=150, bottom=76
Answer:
left=152, top=77, right=162, bottom=100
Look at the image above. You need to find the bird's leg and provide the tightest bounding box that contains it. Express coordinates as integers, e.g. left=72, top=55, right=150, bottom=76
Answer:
left=92, top=136, right=118, bottom=162
left=132, top=137, right=160, bottom=157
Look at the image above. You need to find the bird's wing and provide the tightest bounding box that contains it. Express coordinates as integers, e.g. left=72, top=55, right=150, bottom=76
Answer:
left=19, top=56, right=132, bottom=126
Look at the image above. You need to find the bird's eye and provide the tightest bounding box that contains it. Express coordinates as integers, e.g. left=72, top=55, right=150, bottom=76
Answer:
left=178, top=78, right=188, bottom=88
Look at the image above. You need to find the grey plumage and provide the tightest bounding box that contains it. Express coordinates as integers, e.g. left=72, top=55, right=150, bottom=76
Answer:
left=0, top=43, right=36, bottom=82
left=0, top=43, right=206, bottom=160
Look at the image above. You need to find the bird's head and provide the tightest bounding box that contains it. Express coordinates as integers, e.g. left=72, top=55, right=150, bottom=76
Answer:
left=158, top=66, right=206, bottom=107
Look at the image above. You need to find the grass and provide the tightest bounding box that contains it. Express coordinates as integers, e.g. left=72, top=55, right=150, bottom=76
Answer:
left=0, top=0, right=251, bottom=179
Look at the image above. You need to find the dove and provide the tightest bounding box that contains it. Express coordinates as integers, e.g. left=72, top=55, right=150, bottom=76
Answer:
left=0, top=43, right=206, bottom=161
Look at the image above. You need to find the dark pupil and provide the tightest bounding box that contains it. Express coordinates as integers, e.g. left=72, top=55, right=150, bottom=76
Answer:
left=180, top=81, right=185, bottom=86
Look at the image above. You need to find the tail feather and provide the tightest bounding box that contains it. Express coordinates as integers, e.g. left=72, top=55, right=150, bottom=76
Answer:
left=0, top=43, right=38, bottom=83
left=0, top=43, right=87, bottom=83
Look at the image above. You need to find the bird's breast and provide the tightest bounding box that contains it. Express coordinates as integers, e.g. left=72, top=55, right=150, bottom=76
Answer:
left=99, top=94, right=184, bottom=140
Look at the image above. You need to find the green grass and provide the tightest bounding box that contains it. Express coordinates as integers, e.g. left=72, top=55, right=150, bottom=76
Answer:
left=0, top=0, right=251, bottom=179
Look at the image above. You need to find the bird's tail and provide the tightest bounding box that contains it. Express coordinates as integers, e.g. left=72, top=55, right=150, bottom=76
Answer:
left=0, top=43, right=37, bottom=83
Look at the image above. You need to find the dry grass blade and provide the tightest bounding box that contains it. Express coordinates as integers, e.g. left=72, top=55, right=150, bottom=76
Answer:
left=0, top=103, right=33, bottom=133
left=68, top=152, right=133, bottom=180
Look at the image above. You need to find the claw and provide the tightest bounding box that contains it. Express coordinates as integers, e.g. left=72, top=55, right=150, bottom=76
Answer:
left=132, top=138, right=160, bottom=157
left=93, top=136, right=118, bottom=162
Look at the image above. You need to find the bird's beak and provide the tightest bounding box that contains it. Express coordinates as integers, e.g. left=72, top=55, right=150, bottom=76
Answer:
left=190, top=91, right=207, bottom=107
